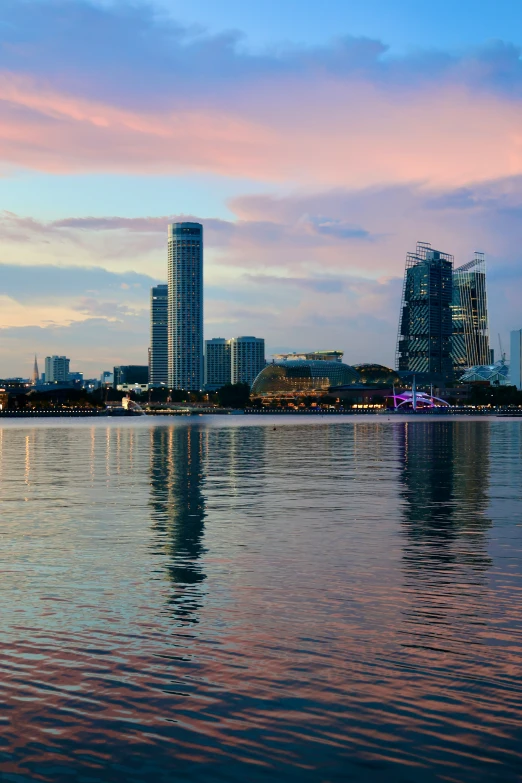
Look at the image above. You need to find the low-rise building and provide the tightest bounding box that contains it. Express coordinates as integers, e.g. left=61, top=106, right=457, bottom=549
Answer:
left=113, top=365, right=148, bottom=388
left=117, top=383, right=149, bottom=393
left=273, top=350, right=344, bottom=363
left=100, top=371, right=114, bottom=387
left=251, top=360, right=359, bottom=398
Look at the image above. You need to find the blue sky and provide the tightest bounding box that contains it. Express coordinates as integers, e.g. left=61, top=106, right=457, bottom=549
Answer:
left=0, top=0, right=521, bottom=376
left=163, top=0, right=522, bottom=52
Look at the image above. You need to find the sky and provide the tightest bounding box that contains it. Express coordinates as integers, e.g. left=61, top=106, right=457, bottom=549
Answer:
left=1, top=0, right=522, bottom=377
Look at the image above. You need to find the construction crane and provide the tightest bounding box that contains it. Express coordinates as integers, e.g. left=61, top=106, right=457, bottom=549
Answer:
left=498, top=334, right=506, bottom=364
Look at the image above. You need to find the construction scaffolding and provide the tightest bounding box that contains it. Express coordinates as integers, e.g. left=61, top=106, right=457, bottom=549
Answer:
left=452, top=252, right=490, bottom=373
left=395, top=242, right=454, bottom=382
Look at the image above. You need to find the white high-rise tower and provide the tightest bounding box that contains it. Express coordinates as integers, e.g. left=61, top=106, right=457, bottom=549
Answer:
left=44, top=355, right=70, bottom=382
left=167, top=222, right=203, bottom=390
left=230, top=336, right=265, bottom=386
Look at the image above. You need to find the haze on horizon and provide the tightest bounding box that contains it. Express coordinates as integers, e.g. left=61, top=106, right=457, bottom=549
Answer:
left=1, top=0, right=521, bottom=378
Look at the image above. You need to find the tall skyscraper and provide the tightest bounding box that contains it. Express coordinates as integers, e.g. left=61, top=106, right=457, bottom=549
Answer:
left=396, top=242, right=454, bottom=383
left=150, top=284, right=168, bottom=384
left=168, top=222, right=203, bottom=390
left=230, top=336, right=265, bottom=386
left=204, top=338, right=231, bottom=390
left=44, top=355, right=70, bottom=383
left=511, top=329, right=522, bottom=390
left=452, top=253, right=490, bottom=374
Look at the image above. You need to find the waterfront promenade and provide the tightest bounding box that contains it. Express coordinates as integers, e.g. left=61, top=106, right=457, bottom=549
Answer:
left=0, top=407, right=521, bottom=418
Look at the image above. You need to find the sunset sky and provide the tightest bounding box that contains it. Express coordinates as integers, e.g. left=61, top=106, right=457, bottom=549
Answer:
left=1, top=0, right=522, bottom=377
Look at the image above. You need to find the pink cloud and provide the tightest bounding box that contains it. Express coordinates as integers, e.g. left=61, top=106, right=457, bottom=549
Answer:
left=2, top=3, right=522, bottom=376
left=1, top=70, right=522, bottom=187
left=0, top=72, right=276, bottom=176
left=1, top=172, right=522, bottom=377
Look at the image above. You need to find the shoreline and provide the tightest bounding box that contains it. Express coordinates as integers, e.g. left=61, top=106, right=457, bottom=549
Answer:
left=0, top=409, right=521, bottom=420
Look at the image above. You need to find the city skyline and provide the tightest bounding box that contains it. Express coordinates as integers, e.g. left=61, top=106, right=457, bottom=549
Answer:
left=2, top=235, right=510, bottom=383
left=1, top=0, right=522, bottom=376
left=1, top=231, right=500, bottom=389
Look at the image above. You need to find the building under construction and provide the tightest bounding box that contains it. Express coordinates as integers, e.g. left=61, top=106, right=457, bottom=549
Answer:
left=451, top=253, right=490, bottom=375
left=396, top=242, right=454, bottom=383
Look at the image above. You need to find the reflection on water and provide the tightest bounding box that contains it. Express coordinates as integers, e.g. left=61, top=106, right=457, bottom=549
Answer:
left=396, top=422, right=500, bottom=744
left=0, top=417, right=521, bottom=783
left=400, top=421, right=491, bottom=562
left=399, top=421, right=493, bottom=617
left=149, top=426, right=207, bottom=622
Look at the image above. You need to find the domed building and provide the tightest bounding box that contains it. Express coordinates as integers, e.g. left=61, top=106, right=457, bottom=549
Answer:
left=352, top=364, right=401, bottom=385
left=251, top=360, right=360, bottom=397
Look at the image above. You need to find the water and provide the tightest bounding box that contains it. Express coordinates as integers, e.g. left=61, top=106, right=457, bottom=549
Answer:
left=0, top=416, right=521, bottom=782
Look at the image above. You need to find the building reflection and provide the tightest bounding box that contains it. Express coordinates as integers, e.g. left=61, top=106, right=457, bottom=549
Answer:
left=222, top=424, right=267, bottom=506
left=397, top=421, right=492, bottom=643
left=149, top=425, right=207, bottom=623
left=399, top=421, right=491, bottom=567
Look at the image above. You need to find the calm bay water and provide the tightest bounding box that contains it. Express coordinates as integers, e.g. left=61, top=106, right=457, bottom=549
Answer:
left=0, top=416, right=521, bottom=782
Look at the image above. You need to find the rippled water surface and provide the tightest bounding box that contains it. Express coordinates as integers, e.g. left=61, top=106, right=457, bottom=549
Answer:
left=1, top=416, right=522, bottom=782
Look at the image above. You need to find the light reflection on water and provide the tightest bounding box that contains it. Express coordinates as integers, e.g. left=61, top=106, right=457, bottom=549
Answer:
left=0, top=417, right=521, bottom=782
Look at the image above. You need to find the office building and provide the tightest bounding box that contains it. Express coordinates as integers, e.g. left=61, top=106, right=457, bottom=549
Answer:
left=205, top=338, right=231, bottom=390
left=100, top=370, right=114, bottom=387
left=396, top=242, right=454, bottom=383
left=113, top=365, right=148, bottom=389
left=230, top=336, right=265, bottom=386
left=150, top=284, right=168, bottom=384
left=452, top=253, right=490, bottom=374
left=511, top=329, right=522, bottom=390
left=168, top=222, right=203, bottom=390
left=45, top=355, right=70, bottom=383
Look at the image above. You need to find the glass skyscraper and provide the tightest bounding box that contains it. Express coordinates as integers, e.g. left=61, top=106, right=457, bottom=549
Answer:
left=150, top=284, right=168, bottom=384
left=452, top=253, right=490, bottom=374
left=167, top=222, right=203, bottom=390
left=396, top=242, right=454, bottom=383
